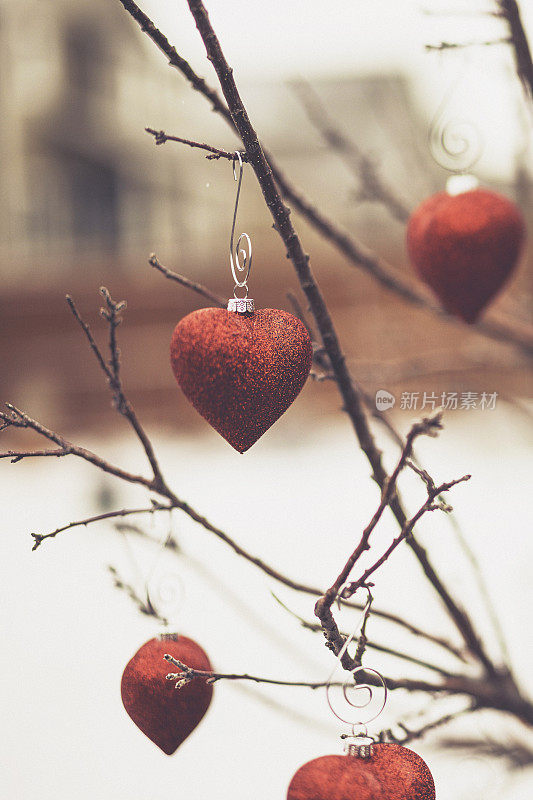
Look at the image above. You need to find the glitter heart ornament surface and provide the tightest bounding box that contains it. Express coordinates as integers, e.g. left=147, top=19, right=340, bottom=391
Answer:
left=121, top=634, right=213, bottom=755
left=407, top=188, right=525, bottom=323
left=287, top=744, right=436, bottom=800
left=170, top=307, right=313, bottom=452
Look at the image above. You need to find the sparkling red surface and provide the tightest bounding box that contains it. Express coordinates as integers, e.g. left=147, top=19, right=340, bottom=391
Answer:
left=407, top=188, right=525, bottom=323
left=287, top=744, right=436, bottom=800
left=170, top=307, right=313, bottom=452
left=120, top=634, right=213, bottom=755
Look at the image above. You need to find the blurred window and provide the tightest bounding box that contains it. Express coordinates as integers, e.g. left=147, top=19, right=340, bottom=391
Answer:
left=63, top=20, right=110, bottom=109
left=68, top=153, right=118, bottom=250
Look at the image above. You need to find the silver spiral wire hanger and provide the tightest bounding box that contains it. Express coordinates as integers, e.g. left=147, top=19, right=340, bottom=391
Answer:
left=227, top=151, right=254, bottom=313
left=428, top=55, right=483, bottom=184
left=118, top=511, right=184, bottom=628
left=325, top=587, right=388, bottom=756
left=144, top=514, right=185, bottom=627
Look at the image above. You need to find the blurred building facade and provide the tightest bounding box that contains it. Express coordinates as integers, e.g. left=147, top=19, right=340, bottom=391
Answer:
left=0, top=0, right=531, bottom=431
left=0, top=0, right=193, bottom=287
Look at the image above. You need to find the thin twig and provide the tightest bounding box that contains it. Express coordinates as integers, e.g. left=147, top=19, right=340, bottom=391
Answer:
left=66, top=291, right=168, bottom=493
left=314, top=416, right=466, bottom=669
left=318, top=469, right=471, bottom=672
left=30, top=505, right=169, bottom=550
left=149, top=254, right=226, bottom=307
left=145, top=127, right=244, bottom=161
left=0, top=405, right=155, bottom=491
left=426, top=38, right=511, bottom=51
left=0, top=448, right=69, bottom=464
left=24, top=486, right=464, bottom=659
left=422, top=9, right=503, bottom=18
left=446, top=514, right=513, bottom=671
left=320, top=414, right=443, bottom=608
left=108, top=565, right=168, bottom=624
left=341, top=473, right=471, bottom=600
left=352, top=587, right=374, bottom=666
left=163, top=655, right=461, bottom=695
left=161, top=655, right=533, bottom=726
left=151, top=121, right=533, bottom=357
left=165, top=657, right=342, bottom=689
left=291, top=80, right=410, bottom=223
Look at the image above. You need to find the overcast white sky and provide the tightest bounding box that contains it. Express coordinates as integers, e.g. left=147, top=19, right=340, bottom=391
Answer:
left=140, top=0, right=531, bottom=79
left=139, top=0, right=533, bottom=180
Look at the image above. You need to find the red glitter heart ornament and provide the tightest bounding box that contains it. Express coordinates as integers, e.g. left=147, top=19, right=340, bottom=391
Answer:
left=287, top=744, right=435, bottom=800
left=407, top=188, right=525, bottom=323
left=121, top=633, right=213, bottom=755
left=170, top=307, right=313, bottom=452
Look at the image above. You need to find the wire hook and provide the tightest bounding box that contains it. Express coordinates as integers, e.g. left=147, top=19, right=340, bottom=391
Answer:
left=229, top=151, right=253, bottom=302
left=117, top=511, right=184, bottom=627
left=428, top=54, right=483, bottom=175
left=325, top=586, right=388, bottom=735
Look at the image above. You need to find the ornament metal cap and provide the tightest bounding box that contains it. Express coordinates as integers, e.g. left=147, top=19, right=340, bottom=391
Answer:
left=346, top=743, right=374, bottom=759
left=227, top=297, right=255, bottom=313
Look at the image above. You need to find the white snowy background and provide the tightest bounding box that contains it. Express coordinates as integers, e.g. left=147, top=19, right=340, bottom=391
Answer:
left=2, top=401, right=533, bottom=799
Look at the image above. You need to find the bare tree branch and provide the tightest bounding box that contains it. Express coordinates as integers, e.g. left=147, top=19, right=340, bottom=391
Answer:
left=428, top=1, right=533, bottom=105
left=3, top=390, right=468, bottom=665
left=182, top=0, right=498, bottom=677
left=165, top=656, right=345, bottom=690
left=379, top=702, right=474, bottom=745
left=149, top=254, right=226, bottom=307
left=0, top=405, right=155, bottom=491
left=319, top=414, right=443, bottom=610
left=163, top=654, right=468, bottom=695
left=290, top=80, right=410, bottom=223
left=447, top=513, right=513, bottom=671
left=120, top=520, right=468, bottom=660
left=314, top=416, right=470, bottom=671
left=341, top=473, right=471, bottom=600
left=161, top=654, right=533, bottom=729
left=115, top=0, right=533, bottom=357
left=439, top=734, right=533, bottom=769
left=498, top=0, right=533, bottom=101
left=4, top=440, right=463, bottom=661
left=272, top=595, right=463, bottom=677
left=3, top=0, right=530, bottom=748
left=422, top=9, right=502, bottom=18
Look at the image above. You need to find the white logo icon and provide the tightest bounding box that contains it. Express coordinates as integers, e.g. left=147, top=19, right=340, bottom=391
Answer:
left=375, top=390, right=395, bottom=411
